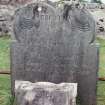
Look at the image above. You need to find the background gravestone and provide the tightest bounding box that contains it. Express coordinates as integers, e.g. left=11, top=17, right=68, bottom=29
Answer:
left=11, top=2, right=99, bottom=105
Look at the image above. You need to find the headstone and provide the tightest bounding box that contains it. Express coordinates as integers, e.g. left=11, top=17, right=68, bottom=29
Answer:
left=11, top=2, right=99, bottom=105
left=15, top=81, right=77, bottom=105
left=62, top=4, right=99, bottom=105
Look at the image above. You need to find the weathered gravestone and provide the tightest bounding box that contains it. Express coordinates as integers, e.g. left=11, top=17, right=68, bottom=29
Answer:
left=11, top=1, right=99, bottom=105
left=15, top=81, right=77, bottom=105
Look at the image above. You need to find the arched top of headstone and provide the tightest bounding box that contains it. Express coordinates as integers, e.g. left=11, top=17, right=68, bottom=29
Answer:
left=13, top=2, right=56, bottom=43
left=13, top=1, right=96, bottom=44
left=63, top=3, right=96, bottom=44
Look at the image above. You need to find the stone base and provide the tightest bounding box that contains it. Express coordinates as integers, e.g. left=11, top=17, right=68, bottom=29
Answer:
left=15, top=81, right=77, bottom=105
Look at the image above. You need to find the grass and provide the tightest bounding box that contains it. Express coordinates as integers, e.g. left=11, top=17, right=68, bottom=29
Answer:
left=96, top=36, right=105, bottom=100
left=0, top=36, right=105, bottom=105
left=97, top=37, right=105, bottom=77
left=0, top=36, right=11, bottom=70
left=0, top=74, right=12, bottom=105
left=97, top=81, right=105, bottom=105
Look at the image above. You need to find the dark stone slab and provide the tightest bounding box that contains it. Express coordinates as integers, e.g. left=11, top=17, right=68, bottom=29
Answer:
left=11, top=2, right=99, bottom=105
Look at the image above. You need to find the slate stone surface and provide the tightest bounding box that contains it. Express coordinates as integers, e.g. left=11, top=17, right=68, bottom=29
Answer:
left=11, top=2, right=99, bottom=105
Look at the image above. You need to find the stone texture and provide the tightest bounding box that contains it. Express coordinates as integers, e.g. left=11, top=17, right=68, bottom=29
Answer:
left=11, top=2, right=99, bottom=105
left=0, top=0, right=10, bottom=4
left=15, top=81, right=77, bottom=105
left=0, top=0, right=31, bottom=5
left=0, top=1, right=104, bottom=37
left=0, top=5, right=14, bottom=36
